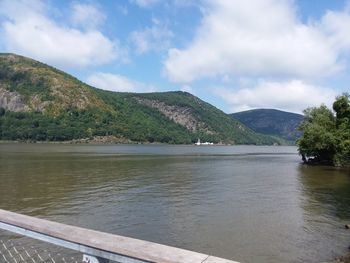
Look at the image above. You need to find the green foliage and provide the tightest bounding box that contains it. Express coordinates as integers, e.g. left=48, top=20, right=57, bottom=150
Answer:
left=0, top=62, right=51, bottom=100
left=133, top=92, right=282, bottom=145
left=333, top=94, right=350, bottom=164
left=297, top=95, right=350, bottom=166
left=231, top=109, right=303, bottom=142
left=0, top=53, right=282, bottom=145
left=0, top=107, right=194, bottom=144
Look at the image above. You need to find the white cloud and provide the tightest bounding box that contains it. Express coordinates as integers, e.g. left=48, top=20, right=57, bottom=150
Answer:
left=164, top=0, right=350, bottom=83
left=129, top=19, right=173, bottom=54
left=87, top=72, right=156, bottom=93
left=213, top=80, right=337, bottom=113
left=130, top=0, right=160, bottom=8
left=180, top=85, right=194, bottom=94
left=0, top=0, right=121, bottom=68
left=320, top=9, right=350, bottom=51
left=130, top=0, right=196, bottom=8
left=70, top=3, right=105, bottom=29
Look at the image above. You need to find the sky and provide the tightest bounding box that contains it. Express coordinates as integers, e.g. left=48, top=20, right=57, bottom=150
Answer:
left=0, top=0, right=349, bottom=114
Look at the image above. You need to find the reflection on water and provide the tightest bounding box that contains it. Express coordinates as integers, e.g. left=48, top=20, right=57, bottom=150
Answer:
left=0, top=144, right=349, bottom=263
left=298, top=165, right=350, bottom=220
left=297, top=165, right=350, bottom=262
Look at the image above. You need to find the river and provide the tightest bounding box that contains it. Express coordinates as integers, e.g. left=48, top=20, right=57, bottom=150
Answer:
left=0, top=143, right=349, bottom=262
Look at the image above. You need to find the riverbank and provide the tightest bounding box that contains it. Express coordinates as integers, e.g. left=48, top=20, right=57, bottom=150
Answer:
left=0, top=136, right=165, bottom=145
left=334, top=252, right=350, bottom=262
left=0, top=137, right=236, bottom=146
left=334, top=226, right=350, bottom=262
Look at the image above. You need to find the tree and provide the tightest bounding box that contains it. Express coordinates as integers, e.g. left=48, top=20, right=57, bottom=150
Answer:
left=333, top=94, right=350, bottom=164
left=297, top=95, right=350, bottom=166
left=333, top=93, right=350, bottom=127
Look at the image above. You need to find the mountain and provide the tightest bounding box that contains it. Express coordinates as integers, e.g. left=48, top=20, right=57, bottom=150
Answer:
left=230, top=109, right=304, bottom=142
left=0, top=53, right=282, bottom=145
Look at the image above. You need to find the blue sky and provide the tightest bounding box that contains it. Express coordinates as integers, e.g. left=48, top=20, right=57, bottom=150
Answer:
left=0, top=0, right=349, bottom=113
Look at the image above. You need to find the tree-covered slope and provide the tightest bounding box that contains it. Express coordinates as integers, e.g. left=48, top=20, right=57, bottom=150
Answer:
left=0, top=53, right=281, bottom=144
left=230, top=109, right=303, bottom=142
left=0, top=53, right=109, bottom=114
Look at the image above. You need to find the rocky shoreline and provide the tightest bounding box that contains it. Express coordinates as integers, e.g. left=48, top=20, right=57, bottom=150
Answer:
left=70, top=135, right=133, bottom=144
left=0, top=136, right=147, bottom=145
left=334, top=225, right=350, bottom=262
left=334, top=252, right=350, bottom=263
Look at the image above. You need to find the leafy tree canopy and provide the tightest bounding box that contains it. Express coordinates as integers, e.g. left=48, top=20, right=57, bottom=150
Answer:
left=297, top=94, right=350, bottom=166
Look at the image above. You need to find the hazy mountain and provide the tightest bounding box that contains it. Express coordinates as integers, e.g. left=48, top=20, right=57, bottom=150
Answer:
left=230, top=109, right=303, bottom=142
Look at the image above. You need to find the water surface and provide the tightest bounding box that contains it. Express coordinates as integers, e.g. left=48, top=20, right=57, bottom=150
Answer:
left=0, top=144, right=349, bottom=262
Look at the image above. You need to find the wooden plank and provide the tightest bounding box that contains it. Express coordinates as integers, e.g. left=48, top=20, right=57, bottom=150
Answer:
left=0, top=209, right=240, bottom=263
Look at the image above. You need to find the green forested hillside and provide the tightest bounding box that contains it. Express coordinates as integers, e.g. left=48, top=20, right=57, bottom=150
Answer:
left=231, top=109, right=303, bottom=142
left=0, top=53, right=282, bottom=145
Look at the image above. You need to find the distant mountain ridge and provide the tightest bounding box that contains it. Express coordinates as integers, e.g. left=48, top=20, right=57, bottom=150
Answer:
left=230, top=109, right=303, bottom=142
left=0, top=53, right=283, bottom=145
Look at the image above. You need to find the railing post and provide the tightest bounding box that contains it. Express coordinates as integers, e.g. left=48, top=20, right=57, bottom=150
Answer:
left=0, top=209, right=240, bottom=263
left=83, top=254, right=109, bottom=263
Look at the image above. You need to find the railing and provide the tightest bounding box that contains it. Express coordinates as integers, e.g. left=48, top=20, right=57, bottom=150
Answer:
left=0, top=209, right=239, bottom=263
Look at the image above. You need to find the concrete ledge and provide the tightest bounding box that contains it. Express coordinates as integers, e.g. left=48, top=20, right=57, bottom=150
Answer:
left=0, top=209, right=239, bottom=263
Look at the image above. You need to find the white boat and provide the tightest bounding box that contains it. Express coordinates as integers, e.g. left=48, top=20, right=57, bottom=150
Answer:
left=195, top=138, right=213, bottom=145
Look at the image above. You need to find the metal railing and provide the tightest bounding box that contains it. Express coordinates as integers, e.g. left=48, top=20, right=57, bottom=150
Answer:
left=0, top=237, right=83, bottom=263
left=0, top=209, right=239, bottom=263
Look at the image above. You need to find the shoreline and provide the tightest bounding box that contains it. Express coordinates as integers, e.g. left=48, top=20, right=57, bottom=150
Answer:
left=0, top=137, right=292, bottom=146
left=334, top=226, right=350, bottom=262
left=334, top=252, right=350, bottom=263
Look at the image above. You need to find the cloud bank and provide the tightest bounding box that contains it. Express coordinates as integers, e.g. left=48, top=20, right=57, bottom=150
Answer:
left=87, top=72, right=156, bottom=93
left=129, top=18, right=173, bottom=54
left=214, top=80, right=337, bottom=113
left=164, top=0, right=350, bottom=83
left=0, top=0, right=121, bottom=68
left=70, top=3, right=106, bottom=29
left=130, top=0, right=159, bottom=8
